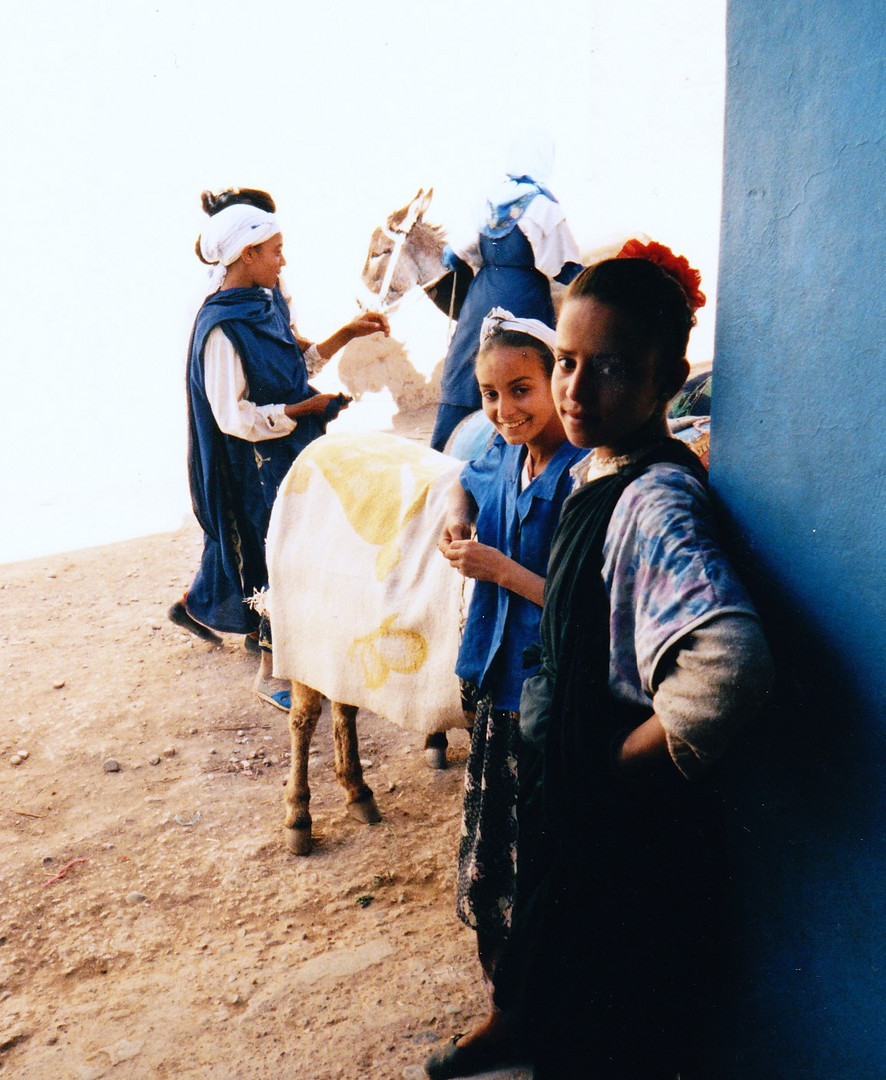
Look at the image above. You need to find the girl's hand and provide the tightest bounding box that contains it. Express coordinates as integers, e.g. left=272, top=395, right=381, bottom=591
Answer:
left=441, top=530, right=547, bottom=605
left=438, top=518, right=472, bottom=555
left=442, top=539, right=507, bottom=584
left=438, top=479, right=478, bottom=560
left=347, top=311, right=390, bottom=340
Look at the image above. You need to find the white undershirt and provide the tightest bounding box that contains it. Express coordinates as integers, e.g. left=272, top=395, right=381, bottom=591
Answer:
left=515, top=194, right=582, bottom=279
left=203, top=326, right=296, bottom=443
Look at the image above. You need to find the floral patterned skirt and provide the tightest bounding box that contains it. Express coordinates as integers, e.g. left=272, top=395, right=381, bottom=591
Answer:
left=456, top=684, right=520, bottom=938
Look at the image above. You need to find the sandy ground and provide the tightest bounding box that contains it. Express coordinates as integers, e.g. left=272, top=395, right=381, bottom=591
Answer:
left=0, top=411, right=533, bottom=1080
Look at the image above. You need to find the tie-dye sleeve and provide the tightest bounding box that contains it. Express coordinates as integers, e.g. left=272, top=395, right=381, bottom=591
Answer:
left=603, top=463, right=761, bottom=706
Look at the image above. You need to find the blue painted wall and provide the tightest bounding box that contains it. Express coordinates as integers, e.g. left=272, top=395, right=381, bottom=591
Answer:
left=711, top=1, right=885, bottom=1075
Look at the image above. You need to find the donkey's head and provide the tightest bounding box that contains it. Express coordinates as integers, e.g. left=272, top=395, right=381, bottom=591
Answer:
left=361, top=188, right=446, bottom=307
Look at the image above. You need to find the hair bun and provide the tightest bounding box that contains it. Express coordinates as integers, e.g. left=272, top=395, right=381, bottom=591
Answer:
left=200, top=187, right=277, bottom=217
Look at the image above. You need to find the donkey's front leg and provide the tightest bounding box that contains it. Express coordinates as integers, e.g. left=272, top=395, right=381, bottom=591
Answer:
left=283, top=682, right=323, bottom=855
left=331, top=702, right=381, bottom=825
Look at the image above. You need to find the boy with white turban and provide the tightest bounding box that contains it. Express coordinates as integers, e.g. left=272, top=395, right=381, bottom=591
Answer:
left=172, top=198, right=388, bottom=648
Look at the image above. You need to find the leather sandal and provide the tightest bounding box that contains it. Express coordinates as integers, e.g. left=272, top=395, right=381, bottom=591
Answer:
left=424, top=1033, right=517, bottom=1079
left=168, top=601, right=222, bottom=643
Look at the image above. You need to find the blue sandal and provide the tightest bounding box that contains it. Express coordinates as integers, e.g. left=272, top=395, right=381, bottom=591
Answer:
left=255, top=688, right=291, bottom=712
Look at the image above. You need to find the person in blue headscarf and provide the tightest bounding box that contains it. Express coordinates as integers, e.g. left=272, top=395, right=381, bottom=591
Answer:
left=171, top=198, right=388, bottom=645
left=430, top=133, right=583, bottom=452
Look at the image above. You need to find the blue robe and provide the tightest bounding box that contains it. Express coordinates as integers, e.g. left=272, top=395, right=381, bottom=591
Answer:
left=185, top=286, right=323, bottom=634
left=439, top=227, right=555, bottom=411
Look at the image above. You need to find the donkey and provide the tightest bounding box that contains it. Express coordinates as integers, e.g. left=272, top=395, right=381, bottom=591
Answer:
left=267, top=194, right=464, bottom=857
left=266, top=431, right=471, bottom=856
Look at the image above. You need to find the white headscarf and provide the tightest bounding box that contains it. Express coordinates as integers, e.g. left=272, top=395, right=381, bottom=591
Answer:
left=483, top=129, right=556, bottom=217
left=198, top=203, right=280, bottom=293
left=504, top=129, right=555, bottom=185
left=479, top=307, right=557, bottom=353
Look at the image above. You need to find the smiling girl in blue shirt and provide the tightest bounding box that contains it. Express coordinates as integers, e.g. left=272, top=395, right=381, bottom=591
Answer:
left=430, top=309, right=585, bottom=1078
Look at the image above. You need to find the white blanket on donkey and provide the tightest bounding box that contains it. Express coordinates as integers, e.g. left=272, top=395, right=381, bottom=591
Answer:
left=267, top=431, right=472, bottom=735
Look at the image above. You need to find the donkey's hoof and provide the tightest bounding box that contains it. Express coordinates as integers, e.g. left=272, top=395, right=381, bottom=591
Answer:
left=285, top=826, right=313, bottom=856
left=424, top=746, right=448, bottom=770
left=424, top=731, right=448, bottom=770
left=347, top=794, right=381, bottom=825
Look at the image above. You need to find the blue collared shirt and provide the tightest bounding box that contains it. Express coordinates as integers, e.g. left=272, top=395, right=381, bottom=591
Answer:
left=455, top=435, right=586, bottom=710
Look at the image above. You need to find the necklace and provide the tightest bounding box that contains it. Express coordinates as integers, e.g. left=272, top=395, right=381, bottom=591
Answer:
left=598, top=435, right=670, bottom=469
left=577, top=436, right=671, bottom=484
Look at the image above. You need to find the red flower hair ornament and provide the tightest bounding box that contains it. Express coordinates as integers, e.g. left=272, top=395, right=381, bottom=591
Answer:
left=616, top=239, right=707, bottom=313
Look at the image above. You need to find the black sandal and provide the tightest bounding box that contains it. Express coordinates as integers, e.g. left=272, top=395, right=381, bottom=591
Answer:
left=168, top=601, right=222, bottom=643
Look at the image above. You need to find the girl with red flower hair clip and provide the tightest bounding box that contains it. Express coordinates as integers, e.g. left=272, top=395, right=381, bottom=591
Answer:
left=485, top=246, right=774, bottom=1080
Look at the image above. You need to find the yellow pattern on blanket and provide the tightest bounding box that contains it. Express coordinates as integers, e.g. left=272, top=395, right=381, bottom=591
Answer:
left=268, top=432, right=470, bottom=735
left=281, top=432, right=445, bottom=580
left=349, top=614, right=429, bottom=690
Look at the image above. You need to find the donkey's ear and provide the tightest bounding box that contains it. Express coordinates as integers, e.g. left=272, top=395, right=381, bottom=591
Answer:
left=414, top=187, right=433, bottom=219
left=389, top=188, right=428, bottom=229
left=396, top=188, right=433, bottom=234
